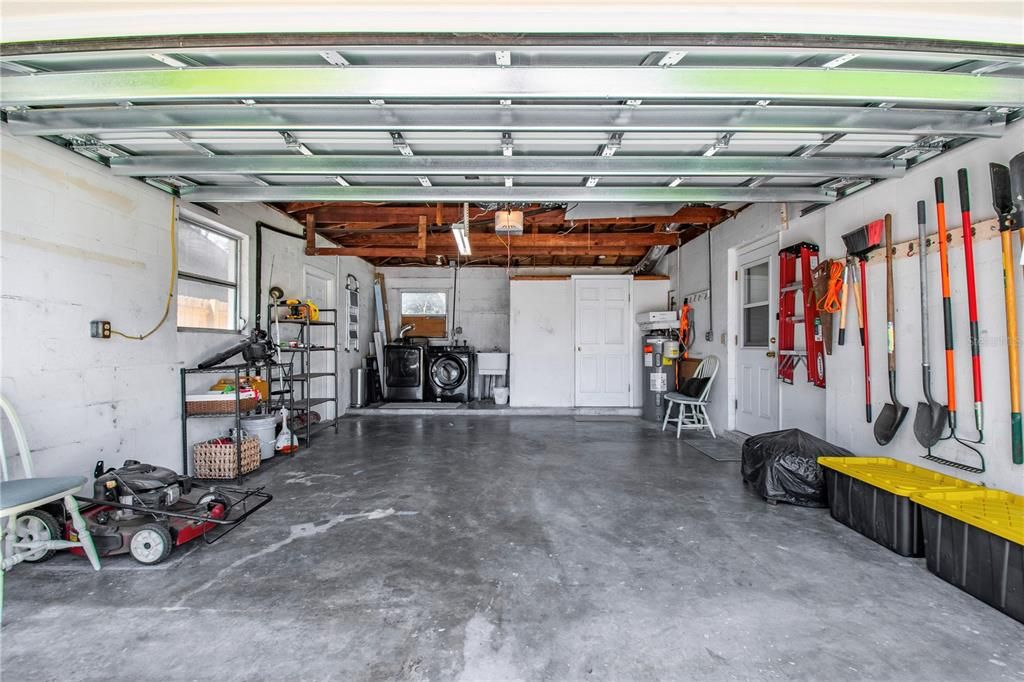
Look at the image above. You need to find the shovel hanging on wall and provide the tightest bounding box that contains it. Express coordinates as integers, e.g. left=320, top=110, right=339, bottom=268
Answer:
left=874, top=214, right=909, bottom=445
left=992, top=161, right=1024, bottom=465
left=912, top=200, right=947, bottom=448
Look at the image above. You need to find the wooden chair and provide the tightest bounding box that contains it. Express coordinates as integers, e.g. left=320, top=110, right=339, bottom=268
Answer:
left=662, top=355, right=720, bottom=439
left=1, top=395, right=101, bottom=621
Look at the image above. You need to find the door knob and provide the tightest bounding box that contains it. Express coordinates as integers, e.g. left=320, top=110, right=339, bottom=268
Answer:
left=766, top=351, right=777, bottom=358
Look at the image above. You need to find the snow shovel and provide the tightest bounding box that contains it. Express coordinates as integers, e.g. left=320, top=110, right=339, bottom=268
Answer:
left=874, top=214, right=908, bottom=445
left=991, top=162, right=1023, bottom=465
left=913, top=200, right=947, bottom=448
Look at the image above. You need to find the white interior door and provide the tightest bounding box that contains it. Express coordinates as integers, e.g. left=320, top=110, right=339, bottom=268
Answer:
left=735, top=242, right=779, bottom=435
left=574, top=276, right=631, bottom=407
left=303, top=266, right=337, bottom=420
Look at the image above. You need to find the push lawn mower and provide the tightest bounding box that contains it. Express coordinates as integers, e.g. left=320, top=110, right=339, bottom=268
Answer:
left=12, top=460, right=271, bottom=566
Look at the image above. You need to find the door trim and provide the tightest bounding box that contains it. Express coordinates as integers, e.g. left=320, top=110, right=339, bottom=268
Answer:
left=571, top=274, right=633, bottom=407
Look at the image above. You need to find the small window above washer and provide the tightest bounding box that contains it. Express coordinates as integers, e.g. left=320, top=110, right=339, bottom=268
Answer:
left=399, top=290, right=448, bottom=338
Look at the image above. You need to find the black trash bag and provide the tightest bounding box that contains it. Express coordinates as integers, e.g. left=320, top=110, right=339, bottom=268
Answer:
left=741, top=428, right=853, bottom=507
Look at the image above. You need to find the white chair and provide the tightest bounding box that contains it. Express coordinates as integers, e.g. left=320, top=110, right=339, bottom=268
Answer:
left=1, top=395, right=101, bottom=621
left=662, top=355, right=719, bottom=439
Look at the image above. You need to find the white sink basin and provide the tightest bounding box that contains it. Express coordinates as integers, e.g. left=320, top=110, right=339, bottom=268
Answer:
left=476, top=352, right=508, bottom=375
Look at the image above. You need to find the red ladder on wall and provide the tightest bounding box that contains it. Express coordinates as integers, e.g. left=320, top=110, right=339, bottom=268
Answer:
left=777, top=242, right=826, bottom=388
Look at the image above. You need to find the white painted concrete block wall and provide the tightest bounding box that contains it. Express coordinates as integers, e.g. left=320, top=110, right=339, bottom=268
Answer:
left=378, top=266, right=510, bottom=350
left=663, top=122, right=1024, bottom=494
left=0, top=130, right=375, bottom=479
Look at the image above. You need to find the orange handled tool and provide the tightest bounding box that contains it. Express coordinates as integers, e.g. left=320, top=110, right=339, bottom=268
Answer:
left=934, top=177, right=957, bottom=426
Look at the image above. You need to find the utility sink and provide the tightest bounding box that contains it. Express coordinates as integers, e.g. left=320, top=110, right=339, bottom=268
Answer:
left=476, top=352, right=509, bottom=375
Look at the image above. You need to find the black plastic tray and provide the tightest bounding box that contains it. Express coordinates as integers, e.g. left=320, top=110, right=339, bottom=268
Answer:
left=920, top=507, right=1024, bottom=624
left=824, top=469, right=923, bottom=557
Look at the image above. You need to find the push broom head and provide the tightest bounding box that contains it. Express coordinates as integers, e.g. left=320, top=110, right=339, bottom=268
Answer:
left=841, top=219, right=884, bottom=258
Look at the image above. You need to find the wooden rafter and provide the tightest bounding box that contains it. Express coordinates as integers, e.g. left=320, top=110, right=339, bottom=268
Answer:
left=279, top=201, right=731, bottom=265
left=284, top=203, right=728, bottom=228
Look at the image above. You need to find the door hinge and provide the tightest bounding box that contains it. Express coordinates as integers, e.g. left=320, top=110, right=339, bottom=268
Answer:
left=734, top=271, right=738, bottom=281
left=734, top=399, right=738, bottom=410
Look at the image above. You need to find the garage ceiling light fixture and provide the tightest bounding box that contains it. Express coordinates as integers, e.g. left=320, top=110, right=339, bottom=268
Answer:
left=452, top=203, right=471, bottom=256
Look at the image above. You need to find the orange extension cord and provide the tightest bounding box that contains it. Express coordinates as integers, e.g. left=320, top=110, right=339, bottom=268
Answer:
left=818, top=260, right=845, bottom=314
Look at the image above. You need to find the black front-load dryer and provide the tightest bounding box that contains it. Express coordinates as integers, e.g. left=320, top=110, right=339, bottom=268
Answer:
left=427, top=346, right=474, bottom=403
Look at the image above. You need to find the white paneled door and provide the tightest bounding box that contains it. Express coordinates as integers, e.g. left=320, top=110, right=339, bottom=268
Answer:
left=574, top=276, right=631, bottom=407
left=304, top=265, right=337, bottom=421
left=735, top=241, right=779, bottom=435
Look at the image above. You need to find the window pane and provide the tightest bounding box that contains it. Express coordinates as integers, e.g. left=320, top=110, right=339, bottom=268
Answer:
left=401, top=291, right=447, bottom=316
left=178, top=220, right=237, bottom=283
left=743, top=304, right=770, bottom=347
left=178, top=278, right=237, bottom=330
left=744, top=261, right=770, bottom=305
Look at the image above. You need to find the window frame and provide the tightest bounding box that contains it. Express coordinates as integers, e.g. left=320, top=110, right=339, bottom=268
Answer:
left=398, top=288, right=450, bottom=339
left=740, top=258, right=771, bottom=349
left=176, top=215, right=243, bottom=334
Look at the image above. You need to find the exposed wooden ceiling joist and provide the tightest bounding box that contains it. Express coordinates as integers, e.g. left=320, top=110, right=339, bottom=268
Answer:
left=288, top=204, right=728, bottom=227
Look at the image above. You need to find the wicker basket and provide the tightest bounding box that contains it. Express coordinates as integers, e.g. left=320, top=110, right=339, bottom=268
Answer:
left=186, top=396, right=259, bottom=416
left=193, top=437, right=261, bottom=479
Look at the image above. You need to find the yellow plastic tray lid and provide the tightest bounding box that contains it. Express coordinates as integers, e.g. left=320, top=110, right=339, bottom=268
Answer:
left=910, top=489, right=1024, bottom=546
left=817, top=457, right=978, bottom=496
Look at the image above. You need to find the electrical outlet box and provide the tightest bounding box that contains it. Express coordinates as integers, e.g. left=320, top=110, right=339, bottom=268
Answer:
left=90, top=320, right=111, bottom=339
left=705, top=331, right=713, bottom=342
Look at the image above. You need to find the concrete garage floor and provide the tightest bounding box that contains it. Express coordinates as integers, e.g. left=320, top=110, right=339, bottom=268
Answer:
left=3, top=416, right=1022, bottom=681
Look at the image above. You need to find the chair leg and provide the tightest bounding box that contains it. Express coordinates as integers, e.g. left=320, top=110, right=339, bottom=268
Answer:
left=661, top=401, right=672, bottom=431
left=676, top=404, right=684, bottom=439
left=701, top=405, right=717, bottom=439
left=64, top=496, right=100, bottom=571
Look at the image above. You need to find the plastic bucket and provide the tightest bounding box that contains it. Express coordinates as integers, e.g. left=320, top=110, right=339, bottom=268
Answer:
left=241, top=415, right=277, bottom=460
left=493, top=387, right=510, bottom=405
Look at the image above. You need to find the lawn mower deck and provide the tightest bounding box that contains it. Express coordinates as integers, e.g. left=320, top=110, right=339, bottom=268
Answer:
left=59, top=460, right=272, bottom=565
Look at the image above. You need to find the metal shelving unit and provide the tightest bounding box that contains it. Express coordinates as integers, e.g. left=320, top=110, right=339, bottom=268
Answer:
left=269, top=304, right=339, bottom=441
left=180, top=362, right=265, bottom=483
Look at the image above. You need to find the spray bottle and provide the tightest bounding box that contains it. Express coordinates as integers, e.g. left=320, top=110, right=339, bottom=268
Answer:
left=275, top=407, right=298, bottom=454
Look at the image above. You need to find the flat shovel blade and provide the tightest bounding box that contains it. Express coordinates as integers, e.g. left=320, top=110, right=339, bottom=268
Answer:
left=913, top=400, right=947, bottom=448
left=874, top=401, right=908, bottom=445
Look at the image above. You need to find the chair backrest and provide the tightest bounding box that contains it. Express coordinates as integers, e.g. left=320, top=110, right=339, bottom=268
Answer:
left=0, top=394, right=34, bottom=480
left=694, top=356, right=719, bottom=401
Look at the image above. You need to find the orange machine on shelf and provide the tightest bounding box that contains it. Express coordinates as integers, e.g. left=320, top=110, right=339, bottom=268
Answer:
left=283, top=299, right=320, bottom=321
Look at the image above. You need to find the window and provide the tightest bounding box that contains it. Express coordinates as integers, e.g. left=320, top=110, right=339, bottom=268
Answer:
left=742, top=260, right=771, bottom=347
left=176, top=217, right=240, bottom=331
left=399, top=290, right=448, bottom=338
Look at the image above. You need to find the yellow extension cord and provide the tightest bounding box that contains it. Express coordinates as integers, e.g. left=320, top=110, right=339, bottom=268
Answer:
left=110, top=196, right=177, bottom=340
